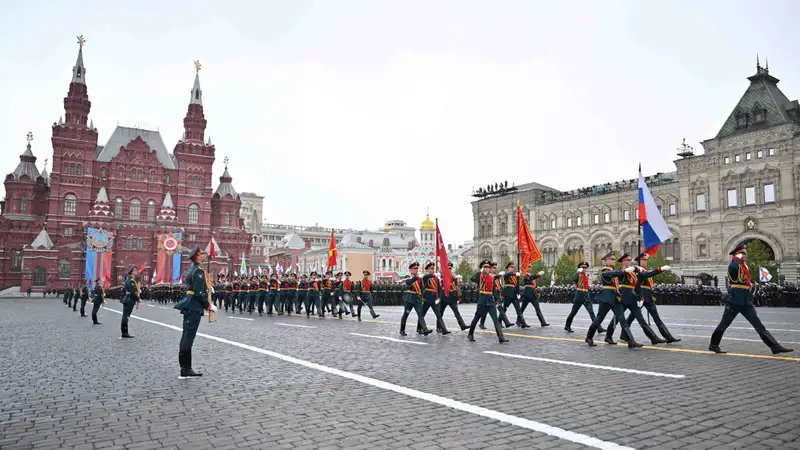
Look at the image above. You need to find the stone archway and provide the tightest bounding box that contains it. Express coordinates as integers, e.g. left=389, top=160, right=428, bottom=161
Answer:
left=725, top=232, right=782, bottom=261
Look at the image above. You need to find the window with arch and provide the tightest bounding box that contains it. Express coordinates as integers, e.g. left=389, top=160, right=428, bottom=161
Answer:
left=137, top=237, right=143, bottom=250
left=101, top=167, right=107, bottom=178
left=20, top=198, right=27, bottom=214
left=76, top=164, right=82, bottom=176
left=576, top=215, right=582, bottom=226
left=188, top=204, right=199, bottom=224
left=118, top=167, right=125, bottom=179
left=64, top=194, right=77, bottom=216
left=11, top=250, right=22, bottom=272
left=114, top=198, right=123, bottom=218
left=126, top=236, right=133, bottom=250
left=149, top=170, right=157, bottom=182
left=225, top=212, right=231, bottom=226
left=69, top=164, right=76, bottom=176
left=147, top=200, right=155, bottom=221
left=129, top=200, right=141, bottom=220
left=623, top=209, right=630, bottom=221
left=58, top=259, right=71, bottom=279
left=33, top=267, right=47, bottom=286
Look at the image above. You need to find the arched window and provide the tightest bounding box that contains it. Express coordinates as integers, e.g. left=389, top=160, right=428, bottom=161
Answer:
left=76, top=164, right=82, bottom=176
left=101, top=167, right=107, bottom=178
left=11, top=250, right=22, bottom=272
left=20, top=198, right=27, bottom=214
left=64, top=194, right=77, bottom=216
left=69, top=164, right=76, bottom=175
left=149, top=170, right=157, bottom=182
left=382, top=259, right=386, bottom=268
left=114, top=198, right=123, bottom=217
left=129, top=199, right=141, bottom=221
left=188, top=204, right=199, bottom=224
left=225, top=212, right=231, bottom=226
left=137, top=237, right=143, bottom=250
left=118, top=167, right=125, bottom=179
left=147, top=200, right=155, bottom=221
left=58, top=259, right=71, bottom=279
left=126, top=236, right=132, bottom=249
left=165, top=173, right=171, bottom=184
left=33, top=267, right=47, bottom=286
left=673, top=238, right=681, bottom=261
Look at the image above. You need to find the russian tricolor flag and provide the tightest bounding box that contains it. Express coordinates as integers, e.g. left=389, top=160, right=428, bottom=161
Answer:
left=638, top=166, right=672, bottom=256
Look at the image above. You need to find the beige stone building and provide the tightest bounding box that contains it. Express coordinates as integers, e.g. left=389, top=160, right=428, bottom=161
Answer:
left=471, top=62, right=800, bottom=282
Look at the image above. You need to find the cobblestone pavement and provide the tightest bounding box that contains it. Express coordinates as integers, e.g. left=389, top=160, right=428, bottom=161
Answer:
left=1, top=298, right=799, bottom=450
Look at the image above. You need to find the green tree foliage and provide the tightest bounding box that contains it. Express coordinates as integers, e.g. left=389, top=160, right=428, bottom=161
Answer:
left=501, top=255, right=512, bottom=268
left=743, top=239, right=777, bottom=282
left=645, top=250, right=679, bottom=284
left=552, top=253, right=576, bottom=286
left=456, top=260, right=474, bottom=281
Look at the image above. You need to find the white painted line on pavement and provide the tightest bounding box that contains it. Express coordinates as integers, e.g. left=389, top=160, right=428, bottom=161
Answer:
left=228, top=317, right=254, bottom=321
left=102, top=306, right=633, bottom=450
left=485, top=351, right=685, bottom=379
left=275, top=323, right=317, bottom=329
left=147, top=304, right=155, bottom=307
left=350, top=332, right=429, bottom=346
left=159, top=306, right=168, bottom=309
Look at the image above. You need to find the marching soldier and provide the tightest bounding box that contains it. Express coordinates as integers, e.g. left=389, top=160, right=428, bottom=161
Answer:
left=174, top=245, right=218, bottom=378
left=278, top=274, right=289, bottom=315
left=267, top=273, right=279, bottom=315
left=257, top=275, right=268, bottom=315
left=499, top=262, right=530, bottom=328
left=298, top=274, right=309, bottom=314
left=480, top=262, right=513, bottom=329
left=585, top=252, right=641, bottom=348
left=341, top=272, right=357, bottom=317
left=332, top=272, right=346, bottom=318
left=248, top=276, right=258, bottom=314
left=519, top=268, right=549, bottom=327
left=400, top=262, right=432, bottom=336
left=709, top=243, right=793, bottom=355
left=224, top=277, right=233, bottom=311
left=467, top=260, right=508, bottom=343
left=231, top=276, right=240, bottom=313
left=91, top=278, right=105, bottom=325
left=285, top=273, right=297, bottom=315
left=620, top=253, right=680, bottom=343
left=321, top=271, right=334, bottom=317
left=417, top=262, right=449, bottom=335
left=438, top=262, right=468, bottom=331
left=356, top=270, right=380, bottom=321
left=79, top=280, right=90, bottom=318
left=565, top=262, right=606, bottom=334
left=62, top=284, right=70, bottom=305
left=120, top=266, right=141, bottom=339
left=307, top=272, right=321, bottom=318
left=239, top=276, right=250, bottom=314
left=71, top=284, right=78, bottom=311
left=606, top=253, right=665, bottom=345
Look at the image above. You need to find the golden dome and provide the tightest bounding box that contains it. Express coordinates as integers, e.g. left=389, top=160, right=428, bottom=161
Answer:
left=420, top=214, right=435, bottom=231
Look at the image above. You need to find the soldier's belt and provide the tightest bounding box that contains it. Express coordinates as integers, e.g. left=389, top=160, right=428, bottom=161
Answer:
left=479, top=290, right=493, bottom=295
left=187, top=290, right=195, bottom=294
left=576, top=288, right=588, bottom=292
left=730, top=284, right=751, bottom=290
left=619, top=284, right=635, bottom=289
left=602, top=286, right=618, bottom=290
left=640, top=286, right=652, bottom=290
left=406, top=290, right=422, bottom=295
left=425, top=289, right=438, bottom=292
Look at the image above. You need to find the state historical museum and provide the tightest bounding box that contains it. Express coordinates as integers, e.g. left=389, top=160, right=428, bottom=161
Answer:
left=0, top=40, right=251, bottom=292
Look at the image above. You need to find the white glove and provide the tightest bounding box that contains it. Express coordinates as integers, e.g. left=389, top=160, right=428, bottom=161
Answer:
left=210, top=287, right=215, bottom=294
left=516, top=272, right=521, bottom=277
left=435, top=299, right=440, bottom=305
left=577, top=268, right=584, bottom=273
left=210, top=304, right=218, bottom=312
left=636, top=300, right=644, bottom=308
left=661, top=265, right=672, bottom=271
left=499, top=271, right=506, bottom=276
left=537, top=271, right=545, bottom=276
left=624, top=266, right=636, bottom=273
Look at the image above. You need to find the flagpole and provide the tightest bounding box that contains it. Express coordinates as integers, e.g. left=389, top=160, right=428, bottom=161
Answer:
left=638, top=163, right=650, bottom=325
left=434, top=218, right=439, bottom=275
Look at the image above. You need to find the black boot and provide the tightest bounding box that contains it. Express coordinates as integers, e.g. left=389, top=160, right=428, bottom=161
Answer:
left=565, top=326, right=574, bottom=333
left=604, top=336, right=617, bottom=345
left=121, top=324, right=133, bottom=338
left=709, top=345, right=726, bottom=354
left=665, top=336, right=682, bottom=343
left=761, top=330, right=794, bottom=354
left=586, top=337, right=597, bottom=346
left=180, top=352, right=202, bottom=378
left=467, top=333, right=475, bottom=342
left=496, top=326, right=509, bottom=343
left=598, top=326, right=607, bottom=334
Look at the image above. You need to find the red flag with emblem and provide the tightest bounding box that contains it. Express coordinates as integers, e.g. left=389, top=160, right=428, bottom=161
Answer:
left=517, top=205, right=542, bottom=274
left=435, top=220, right=453, bottom=297
left=327, top=231, right=338, bottom=269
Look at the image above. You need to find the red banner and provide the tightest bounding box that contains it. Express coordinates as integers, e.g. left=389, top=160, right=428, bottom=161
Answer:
left=327, top=231, right=338, bottom=269
left=517, top=205, right=542, bottom=274
left=435, top=220, right=453, bottom=297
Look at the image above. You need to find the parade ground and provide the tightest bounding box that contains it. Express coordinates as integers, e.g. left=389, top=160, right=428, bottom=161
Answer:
left=1, top=298, right=799, bottom=450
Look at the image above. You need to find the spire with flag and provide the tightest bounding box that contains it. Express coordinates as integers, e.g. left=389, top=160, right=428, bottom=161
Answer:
left=638, top=164, right=672, bottom=255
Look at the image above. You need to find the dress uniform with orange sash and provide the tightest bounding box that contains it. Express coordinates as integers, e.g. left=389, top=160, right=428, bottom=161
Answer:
left=224, top=279, right=234, bottom=312
left=467, top=260, right=508, bottom=343
left=585, top=252, right=640, bottom=348
left=619, top=252, right=679, bottom=343
left=480, top=262, right=513, bottom=329
left=267, top=273, right=279, bottom=315
left=606, top=253, right=664, bottom=345
left=298, top=274, right=309, bottom=314
left=400, top=262, right=432, bottom=336
left=417, top=262, right=449, bottom=335
left=500, top=262, right=530, bottom=328
left=709, top=242, right=792, bottom=355
left=565, top=262, right=605, bottom=333
left=257, top=275, right=268, bottom=316
left=520, top=269, right=549, bottom=327
left=438, top=262, right=468, bottom=331
left=321, top=272, right=334, bottom=316
left=356, top=270, right=379, bottom=321
left=307, top=272, right=321, bottom=318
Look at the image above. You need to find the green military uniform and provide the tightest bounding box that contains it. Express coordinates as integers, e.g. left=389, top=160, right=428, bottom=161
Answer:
left=174, top=245, right=212, bottom=377
left=120, top=267, right=141, bottom=338
left=400, top=263, right=431, bottom=336
left=564, top=262, right=604, bottom=333
left=79, top=283, right=90, bottom=317
left=606, top=253, right=663, bottom=345
left=91, top=282, right=104, bottom=325
left=467, top=260, right=508, bottom=343
left=417, top=264, right=449, bottom=334
left=710, top=243, right=792, bottom=355
left=620, top=253, right=678, bottom=343
left=438, top=263, right=467, bottom=331
left=585, top=252, right=641, bottom=348
left=520, top=272, right=549, bottom=327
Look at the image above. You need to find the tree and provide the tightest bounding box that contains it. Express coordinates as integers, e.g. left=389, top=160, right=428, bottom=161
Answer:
left=501, top=255, right=512, bottom=269
left=744, top=239, right=777, bottom=282
left=456, top=260, right=474, bottom=282
left=552, top=253, right=576, bottom=286
left=645, top=250, right=679, bottom=284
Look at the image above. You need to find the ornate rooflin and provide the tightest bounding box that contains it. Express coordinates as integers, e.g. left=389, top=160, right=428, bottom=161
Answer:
left=10, top=132, right=41, bottom=181
left=716, top=58, right=800, bottom=139
left=214, top=157, right=239, bottom=199
left=157, top=192, right=177, bottom=221
left=95, top=126, right=177, bottom=170
left=72, top=35, right=87, bottom=85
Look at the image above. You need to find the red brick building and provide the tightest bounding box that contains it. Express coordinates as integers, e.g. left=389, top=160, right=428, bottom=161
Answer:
left=0, top=41, right=251, bottom=292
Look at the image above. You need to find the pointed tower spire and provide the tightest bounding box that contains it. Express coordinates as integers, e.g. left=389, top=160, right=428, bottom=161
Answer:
left=63, top=35, right=92, bottom=127
left=10, top=132, right=40, bottom=181
left=157, top=192, right=177, bottom=222
left=182, top=60, right=207, bottom=142
left=214, top=157, right=238, bottom=199
left=89, top=187, right=113, bottom=221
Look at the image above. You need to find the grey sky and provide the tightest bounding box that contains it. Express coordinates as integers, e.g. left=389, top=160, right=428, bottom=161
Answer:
left=1, top=0, right=798, bottom=244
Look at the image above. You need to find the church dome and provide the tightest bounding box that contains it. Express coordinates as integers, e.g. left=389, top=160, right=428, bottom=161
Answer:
left=420, top=214, right=435, bottom=231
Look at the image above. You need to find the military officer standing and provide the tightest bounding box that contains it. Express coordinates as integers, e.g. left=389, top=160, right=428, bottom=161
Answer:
left=400, top=262, right=432, bottom=336
left=120, top=266, right=141, bottom=338
left=565, top=262, right=605, bottom=334
left=438, top=262, right=468, bottom=331
left=709, top=243, right=793, bottom=355
left=91, top=278, right=105, bottom=325
left=356, top=270, right=380, bottom=321
left=71, top=284, right=78, bottom=312
left=620, top=253, right=680, bottom=343
left=585, top=252, right=641, bottom=348
left=519, top=268, right=549, bottom=327
left=79, top=280, right=90, bottom=318
left=467, top=260, right=508, bottom=343
left=174, top=245, right=218, bottom=378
